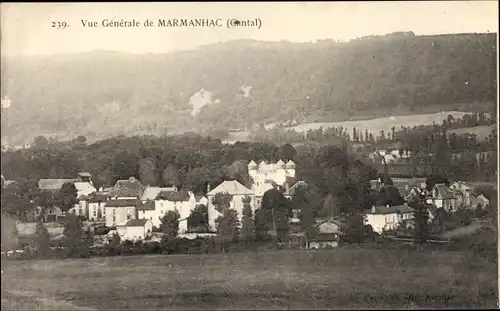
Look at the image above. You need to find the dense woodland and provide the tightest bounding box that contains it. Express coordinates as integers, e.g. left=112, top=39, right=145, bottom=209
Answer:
left=1, top=32, right=496, bottom=144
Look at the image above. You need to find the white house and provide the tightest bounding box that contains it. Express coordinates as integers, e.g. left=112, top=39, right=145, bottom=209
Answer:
left=137, top=190, right=196, bottom=233
left=104, top=199, right=142, bottom=227
left=87, top=192, right=109, bottom=221
left=38, top=172, right=96, bottom=218
left=364, top=205, right=415, bottom=234
left=248, top=160, right=295, bottom=189
left=116, top=219, right=153, bottom=242
left=449, top=181, right=472, bottom=207
left=207, top=180, right=255, bottom=232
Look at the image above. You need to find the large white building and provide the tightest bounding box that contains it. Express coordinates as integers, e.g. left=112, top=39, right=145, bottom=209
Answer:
left=247, top=159, right=296, bottom=208
left=207, top=180, right=255, bottom=232
left=248, top=160, right=296, bottom=189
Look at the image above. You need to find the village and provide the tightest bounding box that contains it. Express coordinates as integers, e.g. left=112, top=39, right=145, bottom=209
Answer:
left=1, top=148, right=493, bottom=255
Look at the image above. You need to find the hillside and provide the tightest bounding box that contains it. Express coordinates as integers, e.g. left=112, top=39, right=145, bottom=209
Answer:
left=0, top=32, right=497, bottom=145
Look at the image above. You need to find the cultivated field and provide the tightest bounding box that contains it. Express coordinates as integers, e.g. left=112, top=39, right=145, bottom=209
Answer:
left=1, top=247, right=497, bottom=310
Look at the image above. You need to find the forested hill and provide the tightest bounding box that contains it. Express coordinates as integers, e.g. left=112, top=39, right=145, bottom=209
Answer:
left=0, top=32, right=496, bottom=145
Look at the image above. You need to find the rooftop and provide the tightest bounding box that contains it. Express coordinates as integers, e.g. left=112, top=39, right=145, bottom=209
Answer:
left=38, top=179, right=78, bottom=191
left=155, top=190, right=191, bottom=201
left=138, top=200, right=156, bottom=210
left=105, top=199, right=143, bottom=208
left=110, top=177, right=145, bottom=198
left=208, top=180, right=253, bottom=196
left=140, top=186, right=177, bottom=201
left=366, top=205, right=415, bottom=215
left=123, top=219, right=150, bottom=227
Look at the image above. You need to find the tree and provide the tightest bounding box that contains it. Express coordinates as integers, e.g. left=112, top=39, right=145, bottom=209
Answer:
left=212, top=193, right=240, bottom=252
left=1, top=180, right=37, bottom=221
left=225, top=160, right=253, bottom=189
left=161, top=210, right=180, bottom=242
left=187, top=204, right=208, bottom=232
left=63, top=214, right=85, bottom=257
left=318, top=193, right=342, bottom=218
left=35, top=190, right=57, bottom=221
left=55, top=182, right=79, bottom=213
left=138, top=158, right=157, bottom=186
left=32, top=136, right=49, bottom=149
left=107, top=232, right=122, bottom=255
left=412, top=202, right=430, bottom=243
left=341, top=215, right=365, bottom=243
left=34, top=221, right=50, bottom=258
left=241, top=195, right=255, bottom=243
left=162, top=165, right=180, bottom=187
left=278, top=143, right=297, bottom=161
left=261, top=188, right=290, bottom=243
left=1, top=213, right=18, bottom=252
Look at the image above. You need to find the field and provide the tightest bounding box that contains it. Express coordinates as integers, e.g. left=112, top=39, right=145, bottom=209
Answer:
left=227, top=111, right=477, bottom=144
left=289, top=111, right=474, bottom=134
left=1, top=247, right=497, bottom=310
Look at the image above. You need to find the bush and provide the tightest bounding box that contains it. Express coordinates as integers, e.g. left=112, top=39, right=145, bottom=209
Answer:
left=94, top=226, right=111, bottom=236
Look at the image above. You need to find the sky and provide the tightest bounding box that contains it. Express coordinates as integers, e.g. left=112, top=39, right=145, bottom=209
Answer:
left=1, top=1, right=498, bottom=56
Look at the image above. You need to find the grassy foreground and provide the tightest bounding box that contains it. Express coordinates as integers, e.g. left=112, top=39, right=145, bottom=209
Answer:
left=1, top=246, right=497, bottom=310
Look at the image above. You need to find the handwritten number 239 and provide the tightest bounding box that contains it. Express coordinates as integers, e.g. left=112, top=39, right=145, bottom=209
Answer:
left=52, top=21, right=68, bottom=29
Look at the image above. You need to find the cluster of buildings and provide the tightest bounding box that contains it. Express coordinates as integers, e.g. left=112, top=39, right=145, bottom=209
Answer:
left=9, top=156, right=490, bottom=246
left=365, top=178, right=490, bottom=234
left=33, top=160, right=302, bottom=242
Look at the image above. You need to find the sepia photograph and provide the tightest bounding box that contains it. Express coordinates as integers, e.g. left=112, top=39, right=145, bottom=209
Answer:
left=0, top=1, right=498, bottom=310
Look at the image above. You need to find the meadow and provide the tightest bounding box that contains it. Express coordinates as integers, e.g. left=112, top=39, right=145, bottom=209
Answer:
left=1, top=246, right=497, bottom=310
